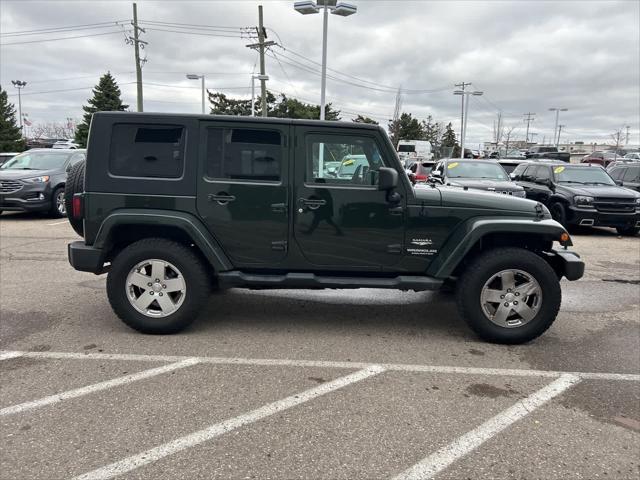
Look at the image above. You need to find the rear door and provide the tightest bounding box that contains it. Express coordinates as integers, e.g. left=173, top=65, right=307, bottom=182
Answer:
left=197, top=122, right=290, bottom=266
left=292, top=126, right=405, bottom=269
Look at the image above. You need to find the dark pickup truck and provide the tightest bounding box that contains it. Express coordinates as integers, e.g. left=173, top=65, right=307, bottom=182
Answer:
left=65, top=112, right=584, bottom=344
left=526, top=146, right=570, bottom=162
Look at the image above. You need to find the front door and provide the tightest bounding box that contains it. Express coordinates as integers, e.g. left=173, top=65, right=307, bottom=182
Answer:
left=293, top=127, right=405, bottom=269
left=197, top=123, right=290, bottom=266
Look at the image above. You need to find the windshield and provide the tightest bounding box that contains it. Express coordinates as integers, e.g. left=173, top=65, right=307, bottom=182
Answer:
left=446, top=161, right=508, bottom=180
left=398, top=145, right=415, bottom=153
left=553, top=166, right=615, bottom=185
left=0, top=151, right=70, bottom=170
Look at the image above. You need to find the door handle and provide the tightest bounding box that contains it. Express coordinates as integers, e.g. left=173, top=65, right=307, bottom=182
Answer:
left=271, top=202, right=287, bottom=214
left=208, top=193, right=236, bottom=205
left=389, top=206, right=404, bottom=216
left=299, top=198, right=326, bottom=211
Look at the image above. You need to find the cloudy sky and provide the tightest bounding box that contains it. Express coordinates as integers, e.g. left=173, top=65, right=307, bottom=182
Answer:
left=1, top=0, right=639, bottom=147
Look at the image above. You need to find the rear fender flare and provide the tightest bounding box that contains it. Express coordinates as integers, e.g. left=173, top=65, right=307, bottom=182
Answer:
left=94, top=209, right=233, bottom=271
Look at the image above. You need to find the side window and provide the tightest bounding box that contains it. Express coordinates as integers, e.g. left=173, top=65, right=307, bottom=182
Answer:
left=522, top=165, right=536, bottom=181
left=206, top=128, right=282, bottom=182
left=109, top=124, right=185, bottom=178
left=305, top=134, right=386, bottom=186
left=609, top=168, right=624, bottom=181
left=623, top=166, right=640, bottom=182
left=511, top=163, right=527, bottom=179
left=536, top=166, right=550, bottom=182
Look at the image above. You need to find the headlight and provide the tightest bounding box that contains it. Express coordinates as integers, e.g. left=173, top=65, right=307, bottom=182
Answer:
left=574, top=195, right=594, bottom=206
left=513, top=190, right=526, bottom=198
left=635, top=198, right=640, bottom=204
left=24, top=175, right=50, bottom=183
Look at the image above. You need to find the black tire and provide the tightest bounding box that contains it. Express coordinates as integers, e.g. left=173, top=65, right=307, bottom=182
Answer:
left=64, top=160, right=85, bottom=236
left=456, top=247, right=562, bottom=344
left=549, top=202, right=567, bottom=226
left=48, top=186, right=66, bottom=218
left=107, top=238, right=211, bottom=334
left=616, top=227, right=639, bottom=236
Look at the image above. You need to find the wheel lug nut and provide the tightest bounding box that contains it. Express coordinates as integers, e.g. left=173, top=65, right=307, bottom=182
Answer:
left=500, top=295, right=505, bottom=299
left=515, top=292, right=520, bottom=296
left=149, top=291, right=154, bottom=295
left=507, top=288, right=512, bottom=292
left=155, top=278, right=160, bottom=282
left=147, top=283, right=152, bottom=287
left=159, top=292, right=163, bottom=296
left=504, top=302, right=509, bottom=307
left=514, top=301, right=518, bottom=305
left=162, top=284, right=167, bottom=289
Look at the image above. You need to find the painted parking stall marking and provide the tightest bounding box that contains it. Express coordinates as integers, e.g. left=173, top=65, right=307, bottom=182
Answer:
left=72, top=365, right=385, bottom=480
left=392, top=374, right=581, bottom=480
left=0, top=358, right=200, bottom=416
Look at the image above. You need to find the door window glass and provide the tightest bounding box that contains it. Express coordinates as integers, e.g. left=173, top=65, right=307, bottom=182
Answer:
left=536, top=166, right=550, bottom=182
left=609, top=168, right=624, bottom=180
left=623, top=166, right=640, bottom=182
left=109, top=124, right=185, bottom=178
left=206, top=128, right=281, bottom=182
left=522, top=165, right=536, bottom=181
left=306, top=134, right=386, bottom=186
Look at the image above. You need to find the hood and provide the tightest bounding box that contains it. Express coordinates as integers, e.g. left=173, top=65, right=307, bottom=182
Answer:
left=557, top=184, right=640, bottom=199
left=0, top=168, right=61, bottom=180
left=446, top=178, right=524, bottom=192
left=422, top=185, right=542, bottom=215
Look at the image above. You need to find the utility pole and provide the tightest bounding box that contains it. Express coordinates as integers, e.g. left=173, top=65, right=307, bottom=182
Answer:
left=549, top=107, right=568, bottom=146
left=625, top=125, right=630, bottom=145
left=454, top=82, right=471, bottom=142
left=557, top=124, right=565, bottom=146
left=11, top=80, right=26, bottom=136
left=246, top=5, right=275, bottom=117
left=523, top=112, right=535, bottom=144
left=131, top=3, right=147, bottom=112
left=495, top=111, right=502, bottom=144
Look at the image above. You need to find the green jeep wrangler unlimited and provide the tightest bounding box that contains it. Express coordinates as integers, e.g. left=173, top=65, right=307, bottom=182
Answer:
left=66, top=112, right=584, bottom=344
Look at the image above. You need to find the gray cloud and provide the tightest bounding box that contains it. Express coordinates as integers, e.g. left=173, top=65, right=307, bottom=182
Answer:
left=1, top=0, right=638, bottom=146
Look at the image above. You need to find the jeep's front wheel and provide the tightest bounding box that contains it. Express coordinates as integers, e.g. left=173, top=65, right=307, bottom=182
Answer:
left=456, top=248, right=561, bottom=344
left=107, top=238, right=211, bottom=334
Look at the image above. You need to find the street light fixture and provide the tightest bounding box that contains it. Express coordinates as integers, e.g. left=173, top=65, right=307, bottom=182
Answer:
left=454, top=89, right=483, bottom=158
left=548, top=107, right=568, bottom=147
left=251, top=74, right=269, bottom=116
left=293, top=0, right=357, bottom=121
left=186, top=74, right=206, bottom=114
left=11, top=80, right=27, bottom=136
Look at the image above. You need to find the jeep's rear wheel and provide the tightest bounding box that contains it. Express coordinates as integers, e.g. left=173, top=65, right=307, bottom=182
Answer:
left=456, top=247, right=561, bottom=344
left=107, top=238, right=211, bottom=334
left=64, top=160, right=85, bottom=236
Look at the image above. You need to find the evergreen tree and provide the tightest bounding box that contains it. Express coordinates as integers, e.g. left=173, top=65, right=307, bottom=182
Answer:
left=440, top=122, right=460, bottom=157
left=75, top=73, right=128, bottom=147
left=0, top=85, right=26, bottom=152
left=352, top=115, right=378, bottom=125
left=388, top=112, right=427, bottom=146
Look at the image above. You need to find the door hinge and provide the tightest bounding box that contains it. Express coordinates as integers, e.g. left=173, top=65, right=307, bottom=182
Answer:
left=271, top=240, right=288, bottom=252
left=387, top=244, right=402, bottom=254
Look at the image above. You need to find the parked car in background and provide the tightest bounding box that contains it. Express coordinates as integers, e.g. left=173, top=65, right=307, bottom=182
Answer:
left=52, top=139, right=80, bottom=149
left=581, top=151, right=622, bottom=167
left=608, top=163, right=640, bottom=193
left=525, top=146, right=570, bottom=162
left=0, top=152, right=19, bottom=166
left=499, top=158, right=530, bottom=175
left=0, top=149, right=86, bottom=217
left=406, top=159, right=435, bottom=184
left=623, top=152, right=640, bottom=160
left=512, top=162, right=640, bottom=235
left=397, top=139, right=432, bottom=166
left=428, top=159, right=526, bottom=197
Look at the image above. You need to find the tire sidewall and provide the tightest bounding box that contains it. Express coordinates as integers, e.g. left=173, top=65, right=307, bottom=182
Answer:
left=550, top=202, right=566, bottom=226
left=107, top=241, right=207, bottom=334
left=50, top=186, right=66, bottom=218
left=458, top=249, right=561, bottom=344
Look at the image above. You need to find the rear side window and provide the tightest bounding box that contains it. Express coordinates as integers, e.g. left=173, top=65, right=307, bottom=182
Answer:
left=206, top=128, right=282, bottom=182
left=109, top=124, right=185, bottom=178
left=536, top=166, right=550, bottom=181
left=609, top=168, right=624, bottom=180
left=623, top=166, right=640, bottom=182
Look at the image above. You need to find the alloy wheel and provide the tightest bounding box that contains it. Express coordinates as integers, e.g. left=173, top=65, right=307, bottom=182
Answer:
left=125, top=259, right=186, bottom=318
left=480, top=269, right=542, bottom=328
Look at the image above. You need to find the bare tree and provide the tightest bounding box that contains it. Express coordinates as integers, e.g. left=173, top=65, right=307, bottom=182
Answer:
left=31, top=121, right=77, bottom=140
left=503, top=125, right=518, bottom=151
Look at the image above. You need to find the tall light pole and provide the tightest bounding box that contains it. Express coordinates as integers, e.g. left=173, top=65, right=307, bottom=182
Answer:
left=549, top=107, right=568, bottom=147
left=454, top=89, right=483, bottom=158
left=11, top=80, right=27, bottom=136
left=186, top=74, right=206, bottom=114
left=251, top=74, right=269, bottom=116
left=294, top=0, right=357, bottom=120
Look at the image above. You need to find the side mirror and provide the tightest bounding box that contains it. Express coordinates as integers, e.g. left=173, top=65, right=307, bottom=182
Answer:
left=429, top=173, right=443, bottom=184
left=378, top=167, right=398, bottom=191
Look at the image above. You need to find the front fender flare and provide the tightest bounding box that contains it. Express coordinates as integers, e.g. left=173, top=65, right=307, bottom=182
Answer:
left=427, top=217, right=569, bottom=279
left=93, top=209, right=233, bottom=272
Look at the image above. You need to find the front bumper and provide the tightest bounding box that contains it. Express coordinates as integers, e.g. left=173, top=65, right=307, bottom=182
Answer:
left=0, top=183, right=53, bottom=212
left=567, top=206, right=640, bottom=229
left=547, top=249, right=585, bottom=281
left=68, top=241, right=107, bottom=274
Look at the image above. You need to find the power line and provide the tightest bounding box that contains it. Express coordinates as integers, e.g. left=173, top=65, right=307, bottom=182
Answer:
left=5, top=83, right=137, bottom=97
left=1, top=20, right=129, bottom=37
left=0, top=30, right=125, bottom=46
left=139, top=19, right=252, bottom=31
left=143, top=27, right=253, bottom=39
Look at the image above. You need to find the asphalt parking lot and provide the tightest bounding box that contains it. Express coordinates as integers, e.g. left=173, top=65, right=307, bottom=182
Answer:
left=1, top=212, right=639, bottom=480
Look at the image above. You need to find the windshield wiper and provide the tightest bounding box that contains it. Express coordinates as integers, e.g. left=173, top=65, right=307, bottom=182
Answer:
left=558, top=180, right=586, bottom=184
left=583, top=182, right=613, bottom=186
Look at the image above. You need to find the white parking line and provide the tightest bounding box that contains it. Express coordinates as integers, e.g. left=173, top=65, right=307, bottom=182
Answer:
left=391, top=374, right=581, bottom=480
left=4, top=350, right=639, bottom=382
left=46, top=220, right=68, bottom=226
left=0, top=358, right=200, bottom=417
left=72, top=365, right=385, bottom=480
left=0, top=351, right=23, bottom=361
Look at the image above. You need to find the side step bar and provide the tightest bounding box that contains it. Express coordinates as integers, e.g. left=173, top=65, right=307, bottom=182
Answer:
left=217, top=271, right=443, bottom=292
